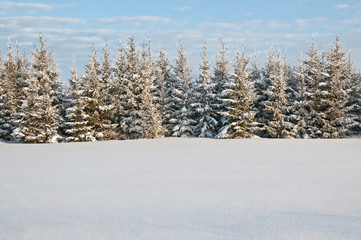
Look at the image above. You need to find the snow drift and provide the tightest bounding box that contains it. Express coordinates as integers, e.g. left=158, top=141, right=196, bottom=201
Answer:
left=0, top=138, right=360, bottom=240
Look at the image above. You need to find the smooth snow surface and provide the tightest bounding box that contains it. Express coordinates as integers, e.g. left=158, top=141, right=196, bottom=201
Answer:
left=0, top=138, right=361, bottom=240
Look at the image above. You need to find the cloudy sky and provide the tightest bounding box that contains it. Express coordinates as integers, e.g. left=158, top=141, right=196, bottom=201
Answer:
left=1, top=0, right=361, bottom=81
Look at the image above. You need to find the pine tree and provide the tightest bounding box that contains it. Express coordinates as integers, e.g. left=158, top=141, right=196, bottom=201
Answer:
left=15, top=35, right=62, bottom=143
left=211, top=37, right=232, bottom=133
left=310, top=35, right=355, bottom=138
left=219, top=48, right=254, bottom=138
left=154, top=49, right=173, bottom=136
left=169, top=39, right=196, bottom=137
left=264, top=51, right=293, bottom=138
left=193, top=43, right=218, bottom=138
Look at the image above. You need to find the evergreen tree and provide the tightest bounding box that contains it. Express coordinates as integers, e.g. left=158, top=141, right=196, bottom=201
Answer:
left=250, top=48, right=272, bottom=137
left=211, top=37, right=232, bottom=133
left=112, top=41, right=127, bottom=138
left=118, top=37, right=145, bottom=139
left=264, top=51, right=293, bottom=138
left=15, top=35, right=62, bottom=143
left=310, top=35, right=355, bottom=138
left=63, top=60, right=95, bottom=142
left=219, top=49, right=254, bottom=138
left=154, top=49, right=173, bottom=136
left=82, top=46, right=115, bottom=141
left=139, top=41, right=165, bottom=138
left=292, top=56, right=311, bottom=138
left=0, top=54, right=6, bottom=140
left=193, top=43, right=218, bottom=138
left=169, top=39, right=196, bottom=137
left=99, top=43, right=117, bottom=140
left=1, top=41, right=30, bottom=142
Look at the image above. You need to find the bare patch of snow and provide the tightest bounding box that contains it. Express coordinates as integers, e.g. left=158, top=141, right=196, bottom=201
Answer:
left=0, top=138, right=360, bottom=240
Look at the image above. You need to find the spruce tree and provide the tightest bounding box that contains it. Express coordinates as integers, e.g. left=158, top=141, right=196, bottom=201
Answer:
left=112, top=42, right=127, bottom=138
left=82, top=46, right=115, bottom=141
left=211, top=37, right=232, bottom=133
left=264, top=51, right=293, bottom=138
left=63, top=60, right=95, bottom=142
left=16, top=35, right=62, bottom=143
left=169, top=39, right=196, bottom=137
left=139, top=41, right=165, bottom=138
left=292, top=56, right=311, bottom=138
left=310, top=35, right=355, bottom=138
left=0, top=54, right=6, bottom=141
left=251, top=48, right=273, bottom=137
left=154, top=49, right=173, bottom=136
left=0, top=42, right=14, bottom=141
left=193, top=43, right=218, bottom=138
left=1, top=41, right=29, bottom=142
left=118, top=37, right=145, bottom=139
left=219, top=49, right=254, bottom=138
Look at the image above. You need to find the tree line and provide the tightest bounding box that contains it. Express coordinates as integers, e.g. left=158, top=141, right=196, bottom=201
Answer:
left=0, top=35, right=360, bottom=143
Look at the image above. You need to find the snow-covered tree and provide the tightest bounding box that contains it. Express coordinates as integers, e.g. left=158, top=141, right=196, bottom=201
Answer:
left=169, top=39, right=196, bottom=137
left=112, top=41, right=127, bottom=138
left=14, top=35, right=62, bottom=143
left=219, top=49, right=254, bottom=138
left=63, top=59, right=95, bottom=142
left=250, top=48, right=272, bottom=137
left=118, top=38, right=146, bottom=139
left=310, top=35, right=355, bottom=138
left=154, top=49, right=173, bottom=136
left=193, top=43, right=218, bottom=138
left=1, top=41, right=30, bottom=142
left=211, top=37, right=232, bottom=133
left=139, top=41, right=165, bottom=138
left=264, top=51, right=294, bottom=138
left=82, top=46, right=115, bottom=141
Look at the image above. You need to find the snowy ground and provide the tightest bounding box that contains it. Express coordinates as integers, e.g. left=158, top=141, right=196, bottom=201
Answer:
left=0, top=138, right=361, bottom=240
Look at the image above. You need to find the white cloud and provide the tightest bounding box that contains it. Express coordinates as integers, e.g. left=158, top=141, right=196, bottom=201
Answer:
left=334, top=4, right=350, bottom=10
left=98, top=16, right=171, bottom=26
left=0, top=1, right=54, bottom=12
left=0, top=16, right=86, bottom=29
left=268, top=20, right=291, bottom=30
left=173, top=6, right=192, bottom=12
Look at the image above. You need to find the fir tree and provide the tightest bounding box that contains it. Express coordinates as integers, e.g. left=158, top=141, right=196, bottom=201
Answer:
left=219, top=48, right=254, bottom=138
left=169, top=39, right=196, bottom=137
left=193, top=43, right=218, bottom=138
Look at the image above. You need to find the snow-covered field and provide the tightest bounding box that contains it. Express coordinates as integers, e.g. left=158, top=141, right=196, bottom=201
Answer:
left=0, top=138, right=360, bottom=240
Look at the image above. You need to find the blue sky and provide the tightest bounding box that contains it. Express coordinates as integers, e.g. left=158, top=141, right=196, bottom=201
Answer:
left=1, top=0, right=361, bottom=81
